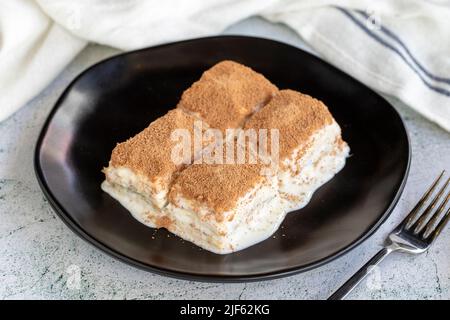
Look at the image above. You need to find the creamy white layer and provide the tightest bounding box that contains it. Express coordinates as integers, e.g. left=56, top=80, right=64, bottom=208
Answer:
left=103, top=166, right=168, bottom=209
left=278, top=121, right=349, bottom=211
left=101, top=180, right=160, bottom=227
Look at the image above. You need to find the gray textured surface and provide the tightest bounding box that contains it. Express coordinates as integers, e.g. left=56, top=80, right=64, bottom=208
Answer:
left=1, top=17, right=449, bottom=300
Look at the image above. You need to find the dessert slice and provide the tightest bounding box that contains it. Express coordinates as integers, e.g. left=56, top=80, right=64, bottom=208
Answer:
left=166, top=163, right=284, bottom=254
left=177, top=60, right=278, bottom=131
left=244, top=89, right=350, bottom=211
left=101, top=61, right=350, bottom=255
left=102, top=109, right=208, bottom=212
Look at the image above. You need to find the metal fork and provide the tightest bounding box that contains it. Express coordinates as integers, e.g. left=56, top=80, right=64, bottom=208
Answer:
left=329, top=170, right=450, bottom=300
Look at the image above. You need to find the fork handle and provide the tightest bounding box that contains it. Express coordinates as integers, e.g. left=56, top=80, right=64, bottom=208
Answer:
left=328, top=247, right=394, bottom=300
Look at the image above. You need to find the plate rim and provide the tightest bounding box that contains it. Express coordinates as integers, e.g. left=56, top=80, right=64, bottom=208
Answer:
left=34, top=35, right=411, bottom=282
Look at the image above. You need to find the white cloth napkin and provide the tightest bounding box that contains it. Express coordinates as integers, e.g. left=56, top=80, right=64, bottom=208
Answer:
left=1, top=0, right=449, bottom=131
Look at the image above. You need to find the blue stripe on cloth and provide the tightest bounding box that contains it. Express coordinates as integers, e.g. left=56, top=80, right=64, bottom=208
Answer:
left=335, top=6, right=450, bottom=97
left=355, top=9, right=450, bottom=85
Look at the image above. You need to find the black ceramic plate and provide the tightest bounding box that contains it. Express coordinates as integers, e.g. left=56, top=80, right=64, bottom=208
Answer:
left=35, top=36, right=410, bottom=282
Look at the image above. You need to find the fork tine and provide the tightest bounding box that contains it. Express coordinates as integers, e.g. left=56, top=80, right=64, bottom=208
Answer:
left=423, top=191, right=450, bottom=238
left=427, top=206, right=450, bottom=243
left=404, top=170, right=445, bottom=229
left=413, top=177, right=449, bottom=233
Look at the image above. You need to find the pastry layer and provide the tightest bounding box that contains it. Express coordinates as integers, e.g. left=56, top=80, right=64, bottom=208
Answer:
left=243, top=89, right=335, bottom=160
left=278, top=122, right=349, bottom=211
left=177, top=60, right=278, bottom=131
left=167, top=163, right=281, bottom=253
left=104, top=108, right=207, bottom=209
left=244, top=89, right=349, bottom=208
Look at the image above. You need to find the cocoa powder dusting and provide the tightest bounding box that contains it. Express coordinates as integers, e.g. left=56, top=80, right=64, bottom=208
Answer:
left=244, top=89, right=334, bottom=160
left=177, top=60, right=278, bottom=131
